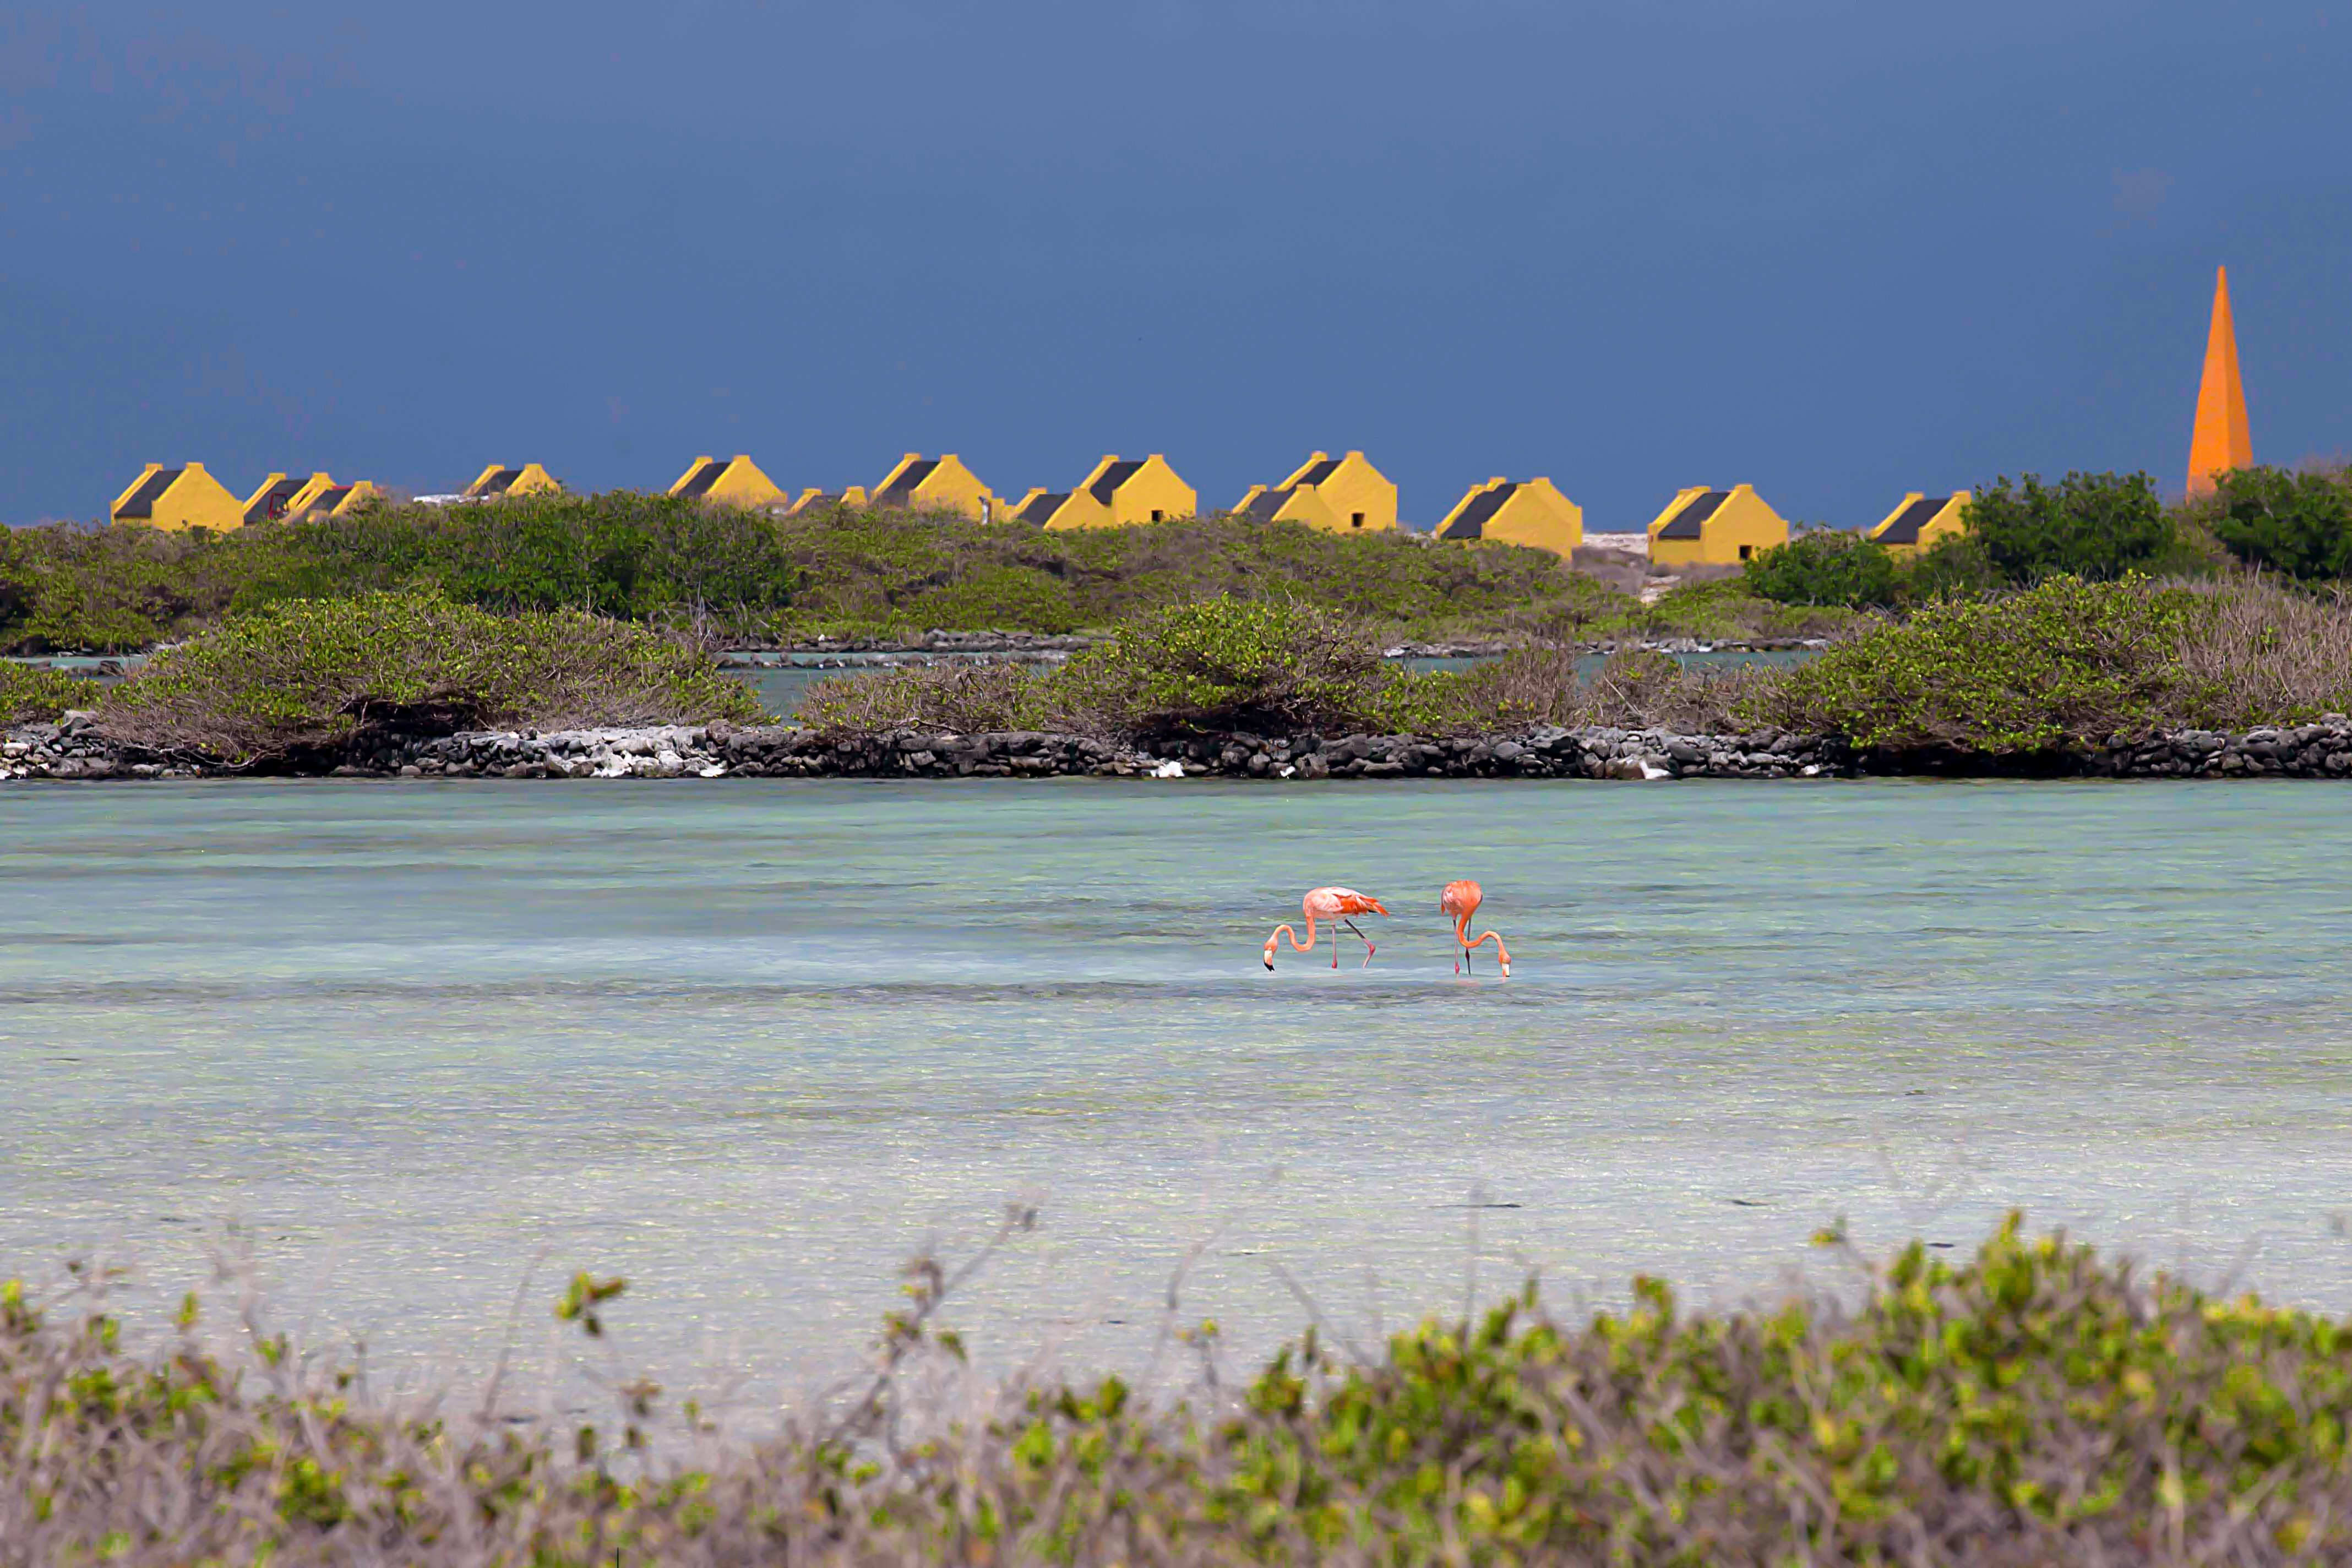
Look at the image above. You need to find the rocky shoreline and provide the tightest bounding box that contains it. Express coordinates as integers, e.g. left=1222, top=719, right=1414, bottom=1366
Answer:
left=9, top=714, right=2352, bottom=783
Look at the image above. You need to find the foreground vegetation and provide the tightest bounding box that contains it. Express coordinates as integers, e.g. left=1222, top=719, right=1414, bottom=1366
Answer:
left=96, top=593, right=762, bottom=762
left=1, top=497, right=1718, bottom=653
left=811, top=575, right=2352, bottom=754
left=6, top=1216, right=2349, bottom=1564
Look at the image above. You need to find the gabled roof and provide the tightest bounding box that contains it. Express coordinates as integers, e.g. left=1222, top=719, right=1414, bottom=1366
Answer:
left=115, top=467, right=181, bottom=520
left=1444, top=483, right=1517, bottom=540
left=1241, top=486, right=1294, bottom=521
left=1015, top=491, right=1070, bottom=524
left=244, top=475, right=306, bottom=524
left=675, top=458, right=729, bottom=499
left=1293, top=456, right=1342, bottom=487
left=476, top=467, right=522, bottom=497
left=874, top=458, right=940, bottom=507
left=1874, top=495, right=1951, bottom=546
left=1657, top=489, right=1731, bottom=540
left=1087, top=460, right=1145, bottom=504
left=308, top=485, right=354, bottom=514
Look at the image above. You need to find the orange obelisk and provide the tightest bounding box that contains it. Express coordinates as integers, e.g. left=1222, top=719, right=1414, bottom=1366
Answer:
left=2186, top=265, right=2251, bottom=497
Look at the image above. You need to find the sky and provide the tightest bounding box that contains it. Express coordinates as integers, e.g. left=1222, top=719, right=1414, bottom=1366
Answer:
left=5, top=1, right=2348, bottom=530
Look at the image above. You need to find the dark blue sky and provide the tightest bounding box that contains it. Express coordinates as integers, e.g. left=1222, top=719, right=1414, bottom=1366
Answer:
left=6, top=1, right=2347, bottom=529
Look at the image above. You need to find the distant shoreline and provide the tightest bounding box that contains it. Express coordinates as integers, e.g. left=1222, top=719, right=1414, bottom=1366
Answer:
left=8, top=716, right=2347, bottom=785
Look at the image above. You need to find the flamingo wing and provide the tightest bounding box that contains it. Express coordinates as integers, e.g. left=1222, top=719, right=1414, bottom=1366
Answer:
left=1327, top=889, right=1389, bottom=917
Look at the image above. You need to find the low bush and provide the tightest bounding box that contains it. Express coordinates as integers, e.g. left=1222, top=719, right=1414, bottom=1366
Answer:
left=97, top=592, right=764, bottom=762
left=1771, top=574, right=2352, bottom=752
left=3, top=502, right=1653, bottom=652
left=8, top=1216, right=2352, bottom=1564
left=0, top=662, right=101, bottom=726
left=2211, top=465, right=2352, bottom=582
left=1962, top=471, right=2181, bottom=583
left=1743, top=529, right=1904, bottom=607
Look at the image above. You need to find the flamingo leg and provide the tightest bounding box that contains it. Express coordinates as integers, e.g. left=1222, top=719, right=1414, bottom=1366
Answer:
left=1344, top=918, right=1375, bottom=967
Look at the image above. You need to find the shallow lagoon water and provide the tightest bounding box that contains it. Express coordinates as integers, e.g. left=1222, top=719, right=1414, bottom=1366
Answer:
left=3, top=778, right=2349, bottom=1411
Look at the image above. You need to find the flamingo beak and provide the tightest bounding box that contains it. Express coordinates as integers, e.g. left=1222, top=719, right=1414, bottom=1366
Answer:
left=1500, top=959, right=1512, bottom=978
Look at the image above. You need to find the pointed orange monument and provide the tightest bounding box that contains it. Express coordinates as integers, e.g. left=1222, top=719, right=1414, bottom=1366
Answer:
left=2186, top=265, right=2251, bottom=497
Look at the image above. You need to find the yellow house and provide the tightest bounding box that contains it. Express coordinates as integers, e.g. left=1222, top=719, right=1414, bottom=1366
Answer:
left=1435, top=477, right=1583, bottom=556
left=1005, top=488, right=1112, bottom=530
left=872, top=453, right=995, bottom=519
left=241, top=472, right=309, bottom=525
left=464, top=462, right=562, bottom=500
left=786, top=486, right=869, bottom=514
left=670, top=454, right=787, bottom=509
left=1071, top=454, right=1196, bottom=526
left=1234, top=480, right=1342, bottom=531
left=1865, top=491, right=1973, bottom=556
left=1647, top=484, right=1788, bottom=567
left=110, top=463, right=243, bottom=531
left=1281, top=451, right=1397, bottom=531
left=285, top=475, right=383, bottom=519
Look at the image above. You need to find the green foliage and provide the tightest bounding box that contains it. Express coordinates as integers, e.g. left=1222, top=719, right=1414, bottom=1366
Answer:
left=1962, top=471, right=2177, bottom=583
left=1773, top=575, right=2204, bottom=751
left=1743, top=529, right=1904, bottom=607
left=0, top=662, right=102, bottom=725
left=9, top=1218, right=2352, bottom=1562
left=1907, top=531, right=2007, bottom=599
left=1058, top=596, right=1391, bottom=736
left=97, top=591, right=764, bottom=761
left=2211, top=465, right=2352, bottom=582
left=2, top=502, right=1648, bottom=653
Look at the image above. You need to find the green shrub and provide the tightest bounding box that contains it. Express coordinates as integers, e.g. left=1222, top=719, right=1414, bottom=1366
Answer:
left=1743, top=529, right=1903, bottom=607
left=1772, top=575, right=2202, bottom=751
left=1907, top=531, right=2007, bottom=599
left=1963, top=471, right=2176, bottom=583
left=0, top=663, right=101, bottom=726
left=98, top=591, right=764, bottom=761
left=9, top=1215, right=2352, bottom=1562
left=897, top=564, right=1081, bottom=634
left=2211, top=465, right=2352, bottom=582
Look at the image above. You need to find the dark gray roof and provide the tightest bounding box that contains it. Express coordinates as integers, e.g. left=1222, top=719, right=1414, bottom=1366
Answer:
left=1294, top=456, right=1341, bottom=487
left=875, top=458, right=939, bottom=507
left=244, top=476, right=305, bottom=523
left=475, top=467, right=521, bottom=496
left=1441, top=483, right=1516, bottom=541
left=306, top=485, right=353, bottom=515
left=1656, top=489, right=1730, bottom=540
left=1875, top=495, right=1950, bottom=545
left=1015, top=491, right=1069, bottom=524
left=677, top=459, right=729, bottom=499
left=1087, top=459, right=1145, bottom=505
left=1242, top=486, right=1293, bottom=521
left=116, top=467, right=182, bottom=519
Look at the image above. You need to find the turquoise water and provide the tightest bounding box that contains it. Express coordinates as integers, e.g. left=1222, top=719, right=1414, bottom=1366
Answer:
left=4, top=778, right=2349, bottom=1412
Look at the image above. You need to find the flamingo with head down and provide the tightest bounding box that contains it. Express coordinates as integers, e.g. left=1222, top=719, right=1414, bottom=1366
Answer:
left=1441, top=880, right=1511, bottom=977
left=1262, top=886, right=1390, bottom=970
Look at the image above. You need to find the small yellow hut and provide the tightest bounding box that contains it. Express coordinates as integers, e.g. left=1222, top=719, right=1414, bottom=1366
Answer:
left=1005, top=488, right=1112, bottom=530
left=284, top=475, right=382, bottom=519
left=1234, top=481, right=1342, bottom=531
left=110, top=463, right=243, bottom=531
left=1435, top=477, right=1583, bottom=556
left=1235, top=451, right=1395, bottom=532
left=1070, top=454, right=1195, bottom=526
left=670, top=454, right=787, bottom=509
left=787, top=486, right=869, bottom=514
left=1647, top=484, right=1788, bottom=567
left=241, top=473, right=309, bottom=525
left=872, top=454, right=995, bottom=519
left=1865, top=491, right=1972, bottom=556
left=464, top=463, right=562, bottom=500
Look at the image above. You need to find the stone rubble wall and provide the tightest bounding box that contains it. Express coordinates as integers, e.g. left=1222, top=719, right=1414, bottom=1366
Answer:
left=9, top=713, right=2352, bottom=783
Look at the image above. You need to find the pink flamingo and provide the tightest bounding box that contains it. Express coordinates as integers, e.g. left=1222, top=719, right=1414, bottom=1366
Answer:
left=1262, top=887, right=1390, bottom=971
left=1442, top=880, right=1511, bottom=977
